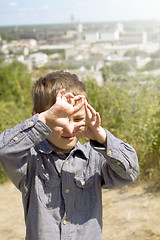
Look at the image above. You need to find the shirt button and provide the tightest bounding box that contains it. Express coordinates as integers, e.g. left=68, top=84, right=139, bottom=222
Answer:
left=117, top=161, right=121, bottom=166
left=13, top=136, right=18, bottom=141
left=65, top=189, right=70, bottom=194
left=63, top=220, right=67, bottom=225
left=82, top=181, right=85, bottom=186
left=107, top=150, right=112, bottom=156
left=29, top=121, right=34, bottom=126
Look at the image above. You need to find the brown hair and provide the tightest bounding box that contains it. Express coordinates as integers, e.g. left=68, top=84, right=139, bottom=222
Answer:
left=32, top=71, right=87, bottom=113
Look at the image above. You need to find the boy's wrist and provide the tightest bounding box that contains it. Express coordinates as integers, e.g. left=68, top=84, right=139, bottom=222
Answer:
left=99, top=129, right=107, bottom=145
left=94, top=127, right=107, bottom=145
left=39, top=112, right=47, bottom=125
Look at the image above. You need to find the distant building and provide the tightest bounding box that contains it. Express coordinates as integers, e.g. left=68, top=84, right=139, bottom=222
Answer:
left=77, top=22, right=84, bottom=41
left=85, top=31, right=100, bottom=42
left=39, top=44, right=73, bottom=51
left=28, top=39, right=37, bottom=47
left=23, top=47, right=29, bottom=56
left=116, top=22, right=124, bottom=34
left=71, top=69, right=104, bottom=86
left=103, top=44, right=139, bottom=57
left=29, top=52, right=48, bottom=68
left=100, top=30, right=119, bottom=42
left=85, top=30, right=119, bottom=42
left=142, top=42, right=160, bottom=53
left=65, top=47, right=78, bottom=60
left=122, top=32, right=144, bottom=44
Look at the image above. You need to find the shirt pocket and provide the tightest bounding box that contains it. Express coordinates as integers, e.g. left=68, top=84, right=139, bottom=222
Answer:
left=38, top=171, right=61, bottom=210
left=74, top=176, right=97, bottom=212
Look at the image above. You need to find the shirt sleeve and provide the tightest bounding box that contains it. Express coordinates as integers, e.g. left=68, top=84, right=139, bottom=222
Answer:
left=90, top=129, right=139, bottom=188
left=0, top=114, right=51, bottom=189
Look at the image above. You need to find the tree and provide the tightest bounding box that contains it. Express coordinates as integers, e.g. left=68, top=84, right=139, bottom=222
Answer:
left=143, top=60, right=160, bottom=71
left=101, top=61, right=131, bottom=81
left=111, top=61, right=130, bottom=75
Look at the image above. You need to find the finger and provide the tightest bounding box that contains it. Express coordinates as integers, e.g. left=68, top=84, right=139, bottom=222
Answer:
left=73, top=95, right=85, bottom=107
left=87, top=103, right=97, bottom=116
left=67, top=95, right=85, bottom=106
left=56, top=89, right=66, bottom=101
left=74, top=128, right=86, bottom=138
left=74, top=122, right=86, bottom=132
left=62, top=92, right=75, bottom=101
left=89, top=106, right=97, bottom=122
left=84, top=100, right=94, bottom=120
left=62, top=92, right=75, bottom=105
left=74, top=95, right=86, bottom=102
left=95, top=112, right=101, bottom=126
left=73, top=97, right=85, bottom=113
left=69, top=97, right=75, bottom=105
left=85, top=107, right=91, bottom=120
left=60, top=88, right=66, bottom=94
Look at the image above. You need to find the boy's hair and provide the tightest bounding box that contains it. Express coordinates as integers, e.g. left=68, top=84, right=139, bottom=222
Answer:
left=32, top=71, right=87, bottom=113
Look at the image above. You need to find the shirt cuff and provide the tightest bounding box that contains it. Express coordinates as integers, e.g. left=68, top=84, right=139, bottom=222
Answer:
left=90, top=130, right=129, bottom=170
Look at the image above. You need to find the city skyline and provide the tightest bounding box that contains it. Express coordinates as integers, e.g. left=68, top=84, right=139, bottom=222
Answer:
left=0, top=0, right=160, bottom=26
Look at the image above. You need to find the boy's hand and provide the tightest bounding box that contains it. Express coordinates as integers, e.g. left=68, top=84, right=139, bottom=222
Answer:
left=39, top=89, right=85, bottom=129
left=75, top=100, right=107, bottom=145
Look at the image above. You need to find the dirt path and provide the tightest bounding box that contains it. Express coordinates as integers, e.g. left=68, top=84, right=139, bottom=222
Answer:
left=102, top=184, right=160, bottom=240
left=0, top=182, right=25, bottom=240
left=0, top=182, right=160, bottom=240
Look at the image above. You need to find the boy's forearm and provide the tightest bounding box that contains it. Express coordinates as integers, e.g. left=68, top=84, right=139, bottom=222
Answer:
left=0, top=114, right=51, bottom=158
left=0, top=114, right=52, bottom=189
left=90, top=129, right=139, bottom=187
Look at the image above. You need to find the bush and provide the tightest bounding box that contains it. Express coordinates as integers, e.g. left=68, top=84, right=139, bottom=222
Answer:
left=83, top=75, right=160, bottom=182
left=0, top=61, right=32, bottom=183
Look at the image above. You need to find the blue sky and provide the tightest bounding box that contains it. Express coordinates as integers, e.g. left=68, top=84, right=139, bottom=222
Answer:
left=0, top=0, right=160, bottom=26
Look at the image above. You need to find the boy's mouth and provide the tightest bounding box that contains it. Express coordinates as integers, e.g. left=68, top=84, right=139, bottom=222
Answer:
left=62, top=136, right=74, bottom=140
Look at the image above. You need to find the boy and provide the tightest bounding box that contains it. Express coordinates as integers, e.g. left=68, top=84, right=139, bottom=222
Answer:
left=0, top=71, right=139, bottom=240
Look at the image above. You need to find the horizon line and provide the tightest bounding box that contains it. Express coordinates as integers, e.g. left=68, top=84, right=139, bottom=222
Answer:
left=0, top=18, right=159, bottom=28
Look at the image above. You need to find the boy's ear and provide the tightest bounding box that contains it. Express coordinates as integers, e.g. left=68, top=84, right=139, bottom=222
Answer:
left=32, top=111, right=36, bottom=116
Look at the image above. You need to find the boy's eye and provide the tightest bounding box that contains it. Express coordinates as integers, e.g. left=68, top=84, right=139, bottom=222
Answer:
left=74, top=118, right=85, bottom=122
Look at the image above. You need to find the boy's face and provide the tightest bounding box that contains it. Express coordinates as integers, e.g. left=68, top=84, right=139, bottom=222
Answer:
left=47, top=105, right=86, bottom=153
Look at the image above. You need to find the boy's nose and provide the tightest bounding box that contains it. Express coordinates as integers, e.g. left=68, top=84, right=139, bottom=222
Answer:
left=64, top=122, right=75, bottom=135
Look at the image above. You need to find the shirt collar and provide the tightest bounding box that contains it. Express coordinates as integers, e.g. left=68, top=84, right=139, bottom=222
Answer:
left=72, top=141, right=89, bottom=159
left=38, top=140, right=55, bottom=154
left=38, top=139, right=89, bottom=160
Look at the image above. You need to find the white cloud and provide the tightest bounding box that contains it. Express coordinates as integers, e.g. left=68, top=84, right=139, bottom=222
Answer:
left=8, top=2, right=18, bottom=7
left=43, top=5, right=50, bottom=10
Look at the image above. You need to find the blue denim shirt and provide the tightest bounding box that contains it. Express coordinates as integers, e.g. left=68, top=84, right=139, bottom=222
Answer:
left=0, top=114, right=139, bottom=240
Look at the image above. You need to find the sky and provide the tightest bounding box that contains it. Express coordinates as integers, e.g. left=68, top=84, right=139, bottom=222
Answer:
left=1, top=0, right=160, bottom=26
